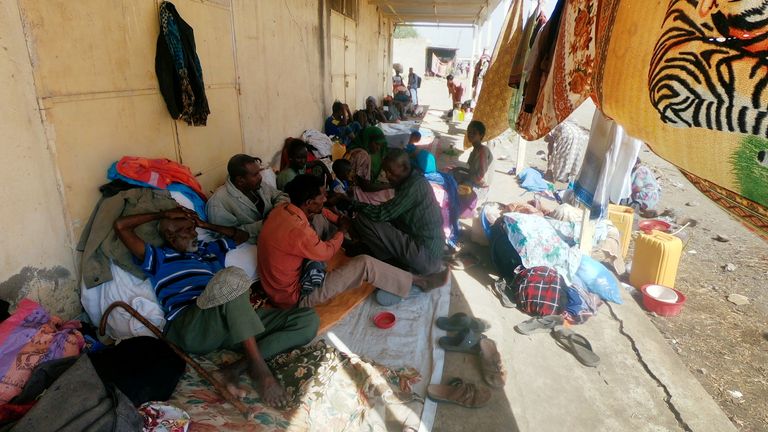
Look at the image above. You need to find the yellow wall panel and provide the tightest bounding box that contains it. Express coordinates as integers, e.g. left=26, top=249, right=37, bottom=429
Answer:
left=46, top=94, right=177, bottom=239
left=176, top=87, right=242, bottom=183
left=19, top=0, right=159, bottom=97
left=171, top=0, right=237, bottom=87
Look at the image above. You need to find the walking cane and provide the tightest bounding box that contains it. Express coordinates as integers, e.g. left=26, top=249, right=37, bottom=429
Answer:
left=99, top=301, right=251, bottom=419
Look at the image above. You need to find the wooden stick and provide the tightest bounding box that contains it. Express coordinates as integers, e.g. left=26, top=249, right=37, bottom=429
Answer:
left=99, top=301, right=251, bottom=418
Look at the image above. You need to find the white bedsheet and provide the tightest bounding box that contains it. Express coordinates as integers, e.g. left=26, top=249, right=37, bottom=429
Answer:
left=322, top=282, right=450, bottom=432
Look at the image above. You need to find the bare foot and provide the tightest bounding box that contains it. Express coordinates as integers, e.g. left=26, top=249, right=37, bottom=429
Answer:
left=413, top=267, right=450, bottom=292
left=213, top=364, right=248, bottom=399
left=250, top=370, right=290, bottom=409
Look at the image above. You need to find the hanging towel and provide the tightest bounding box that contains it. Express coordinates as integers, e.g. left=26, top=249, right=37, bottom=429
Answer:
left=155, top=1, right=210, bottom=126
left=573, top=111, right=641, bottom=219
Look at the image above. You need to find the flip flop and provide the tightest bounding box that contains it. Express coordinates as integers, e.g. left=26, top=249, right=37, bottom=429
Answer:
left=448, top=251, right=480, bottom=271
left=552, top=326, right=600, bottom=367
left=438, top=328, right=484, bottom=353
left=478, top=338, right=506, bottom=389
left=427, top=378, right=491, bottom=408
left=514, top=315, right=564, bottom=335
left=435, top=312, right=491, bottom=333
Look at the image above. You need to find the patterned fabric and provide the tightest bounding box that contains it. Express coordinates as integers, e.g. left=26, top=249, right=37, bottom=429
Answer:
left=680, top=169, right=768, bottom=241
left=139, top=402, right=190, bottom=432
left=630, top=165, right=661, bottom=211
left=511, top=266, right=569, bottom=316
left=469, top=0, right=526, bottom=147
left=545, top=120, right=589, bottom=183
left=502, top=212, right=582, bottom=284
left=515, top=0, right=597, bottom=141
left=169, top=340, right=422, bottom=431
left=141, top=239, right=235, bottom=320
left=0, top=299, right=84, bottom=405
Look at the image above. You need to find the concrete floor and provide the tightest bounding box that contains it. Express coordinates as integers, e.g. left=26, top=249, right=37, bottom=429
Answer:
left=414, top=78, right=737, bottom=432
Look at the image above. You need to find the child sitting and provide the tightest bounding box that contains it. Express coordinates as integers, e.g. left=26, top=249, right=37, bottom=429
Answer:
left=405, top=130, right=422, bottom=156
left=331, top=159, right=352, bottom=196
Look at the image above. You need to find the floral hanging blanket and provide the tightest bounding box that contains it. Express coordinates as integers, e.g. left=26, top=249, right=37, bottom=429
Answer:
left=515, top=0, right=597, bottom=141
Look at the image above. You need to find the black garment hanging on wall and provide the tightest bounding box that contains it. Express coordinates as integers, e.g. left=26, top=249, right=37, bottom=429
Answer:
left=155, top=1, right=210, bottom=126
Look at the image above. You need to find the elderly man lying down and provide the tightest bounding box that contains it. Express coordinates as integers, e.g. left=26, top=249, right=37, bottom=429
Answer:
left=114, top=207, right=319, bottom=408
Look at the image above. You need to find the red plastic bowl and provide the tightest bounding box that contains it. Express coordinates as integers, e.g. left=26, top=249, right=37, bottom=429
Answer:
left=638, top=219, right=671, bottom=233
left=640, top=284, right=686, bottom=317
left=373, top=312, right=396, bottom=329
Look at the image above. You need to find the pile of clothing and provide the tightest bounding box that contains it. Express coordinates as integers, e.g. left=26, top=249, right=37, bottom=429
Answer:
left=0, top=299, right=186, bottom=430
left=486, top=202, right=625, bottom=324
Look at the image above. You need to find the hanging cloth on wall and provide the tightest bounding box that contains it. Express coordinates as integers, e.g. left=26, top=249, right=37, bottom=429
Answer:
left=155, top=1, right=210, bottom=126
left=464, top=0, right=525, bottom=149
left=514, top=0, right=597, bottom=141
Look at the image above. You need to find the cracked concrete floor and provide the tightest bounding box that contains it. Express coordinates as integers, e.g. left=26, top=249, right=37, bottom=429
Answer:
left=413, top=84, right=738, bottom=431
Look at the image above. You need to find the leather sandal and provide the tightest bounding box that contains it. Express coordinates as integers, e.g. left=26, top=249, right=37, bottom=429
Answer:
left=427, top=378, right=491, bottom=408
left=435, top=312, right=491, bottom=333
left=478, top=338, right=506, bottom=389
left=438, top=328, right=484, bottom=353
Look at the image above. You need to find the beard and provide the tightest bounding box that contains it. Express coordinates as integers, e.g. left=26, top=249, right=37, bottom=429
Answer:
left=183, top=239, right=199, bottom=253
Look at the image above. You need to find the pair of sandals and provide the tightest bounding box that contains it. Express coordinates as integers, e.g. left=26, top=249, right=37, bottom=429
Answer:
left=514, top=315, right=601, bottom=367
left=428, top=313, right=506, bottom=408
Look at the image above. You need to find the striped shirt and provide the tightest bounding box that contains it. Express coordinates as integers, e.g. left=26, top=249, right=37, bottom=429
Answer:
left=140, top=239, right=235, bottom=320
left=355, top=171, right=445, bottom=258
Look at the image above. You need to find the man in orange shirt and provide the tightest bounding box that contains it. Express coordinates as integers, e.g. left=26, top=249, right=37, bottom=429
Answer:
left=257, top=175, right=447, bottom=308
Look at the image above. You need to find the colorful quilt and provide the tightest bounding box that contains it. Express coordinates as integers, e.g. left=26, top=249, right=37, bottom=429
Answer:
left=170, top=340, right=422, bottom=431
left=0, top=299, right=84, bottom=406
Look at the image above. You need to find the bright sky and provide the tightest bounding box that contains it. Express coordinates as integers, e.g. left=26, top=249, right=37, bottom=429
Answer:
left=411, top=0, right=511, bottom=58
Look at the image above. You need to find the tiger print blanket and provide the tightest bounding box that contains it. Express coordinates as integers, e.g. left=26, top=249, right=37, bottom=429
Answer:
left=599, top=0, right=768, bottom=238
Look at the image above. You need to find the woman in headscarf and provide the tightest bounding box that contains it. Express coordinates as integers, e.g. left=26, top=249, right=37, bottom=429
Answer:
left=346, top=125, right=394, bottom=205
left=415, top=150, right=460, bottom=248
left=364, top=96, right=388, bottom=126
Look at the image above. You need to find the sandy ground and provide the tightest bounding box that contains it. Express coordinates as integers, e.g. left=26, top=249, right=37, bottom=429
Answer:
left=413, top=75, right=768, bottom=431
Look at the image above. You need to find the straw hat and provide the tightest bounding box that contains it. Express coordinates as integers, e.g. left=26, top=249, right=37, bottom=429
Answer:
left=196, top=267, right=251, bottom=309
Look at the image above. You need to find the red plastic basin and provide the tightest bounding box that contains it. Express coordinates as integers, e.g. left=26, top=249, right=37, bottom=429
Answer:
left=640, top=284, right=686, bottom=317
left=373, top=312, right=396, bottom=329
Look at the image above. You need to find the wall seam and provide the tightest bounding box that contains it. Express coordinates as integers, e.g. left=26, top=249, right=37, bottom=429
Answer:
left=14, top=0, right=78, bottom=272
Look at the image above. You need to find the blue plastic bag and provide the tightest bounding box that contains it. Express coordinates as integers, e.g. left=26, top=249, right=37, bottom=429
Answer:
left=575, top=255, right=623, bottom=304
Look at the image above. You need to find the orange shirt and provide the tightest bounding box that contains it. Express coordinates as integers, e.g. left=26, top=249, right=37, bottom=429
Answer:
left=257, top=204, right=342, bottom=308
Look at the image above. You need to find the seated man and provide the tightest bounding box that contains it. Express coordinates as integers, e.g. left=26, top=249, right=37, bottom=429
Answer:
left=114, top=208, right=319, bottom=408
left=277, top=138, right=332, bottom=191
left=206, top=154, right=289, bottom=243
left=351, top=150, right=446, bottom=304
left=257, top=174, right=446, bottom=309
left=324, top=101, right=360, bottom=146
left=277, top=139, right=309, bottom=191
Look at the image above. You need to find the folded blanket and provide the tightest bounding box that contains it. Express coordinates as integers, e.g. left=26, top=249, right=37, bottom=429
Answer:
left=0, top=299, right=84, bottom=405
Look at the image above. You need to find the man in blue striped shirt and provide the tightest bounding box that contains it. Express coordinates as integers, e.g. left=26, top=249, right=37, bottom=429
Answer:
left=115, top=207, right=318, bottom=408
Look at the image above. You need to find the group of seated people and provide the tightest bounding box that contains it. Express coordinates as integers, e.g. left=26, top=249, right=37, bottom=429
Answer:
left=112, top=104, right=493, bottom=409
